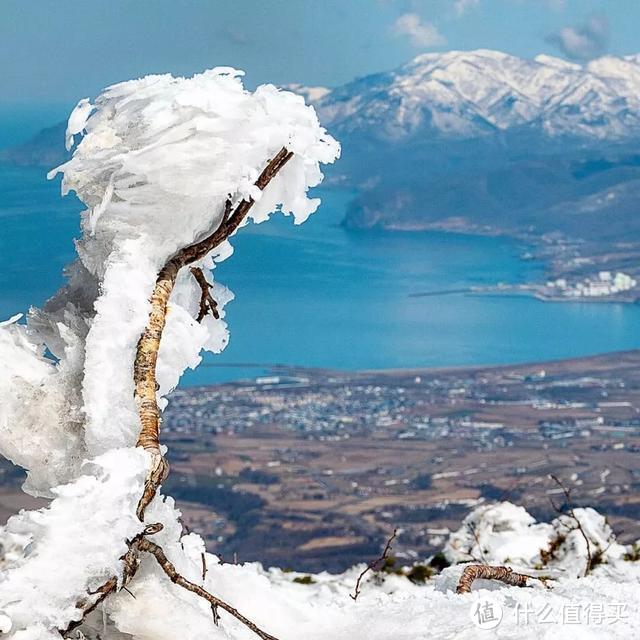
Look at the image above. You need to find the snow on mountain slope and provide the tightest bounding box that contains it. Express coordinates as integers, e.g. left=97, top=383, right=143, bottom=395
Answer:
left=311, top=49, right=640, bottom=141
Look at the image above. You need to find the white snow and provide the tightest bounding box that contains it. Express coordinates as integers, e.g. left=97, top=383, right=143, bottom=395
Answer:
left=4, top=499, right=636, bottom=639
left=445, top=502, right=554, bottom=567
left=46, top=67, right=339, bottom=457
left=65, top=98, right=94, bottom=151
left=312, top=49, right=640, bottom=140
left=0, top=449, right=147, bottom=633
left=444, top=501, right=626, bottom=579
left=0, top=314, right=84, bottom=494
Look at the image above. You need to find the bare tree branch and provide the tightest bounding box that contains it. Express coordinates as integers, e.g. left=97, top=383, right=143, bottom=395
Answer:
left=350, top=529, right=397, bottom=601
left=456, top=564, right=529, bottom=593
left=200, top=551, right=220, bottom=624
left=456, top=563, right=555, bottom=594
left=138, top=538, right=278, bottom=640
left=467, top=522, right=488, bottom=564
left=548, top=474, right=593, bottom=576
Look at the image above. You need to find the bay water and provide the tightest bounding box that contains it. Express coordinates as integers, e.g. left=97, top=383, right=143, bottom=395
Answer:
left=1, top=124, right=639, bottom=384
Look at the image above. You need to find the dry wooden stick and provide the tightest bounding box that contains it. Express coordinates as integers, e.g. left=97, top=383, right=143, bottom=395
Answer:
left=350, top=529, right=397, bottom=601
left=456, top=564, right=530, bottom=593
left=138, top=538, right=277, bottom=640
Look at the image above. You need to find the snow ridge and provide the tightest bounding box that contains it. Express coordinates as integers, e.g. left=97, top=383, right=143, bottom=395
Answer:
left=312, top=49, right=640, bottom=140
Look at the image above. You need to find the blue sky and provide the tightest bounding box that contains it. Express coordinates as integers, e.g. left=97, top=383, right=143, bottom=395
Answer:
left=1, top=0, right=639, bottom=107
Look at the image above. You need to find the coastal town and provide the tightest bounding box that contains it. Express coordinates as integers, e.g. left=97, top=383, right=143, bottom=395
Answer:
left=1, top=351, right=639, bottom=573
left=543, top=270, right=637, bottom=299
left=477, top=268, right=640, bottom=303
left=531, top=232, right=640, bottom=302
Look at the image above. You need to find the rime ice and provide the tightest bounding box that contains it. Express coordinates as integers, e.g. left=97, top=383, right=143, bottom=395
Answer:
left=0, top=68, right=338, bottom=637
left=48, top=67, right=339, bottom=457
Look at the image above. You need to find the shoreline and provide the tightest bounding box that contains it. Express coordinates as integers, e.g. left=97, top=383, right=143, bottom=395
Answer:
left=408, top=285, right=640, bottom=305
left=476, top=285, right=640, bottom=305
left=368, top=220, right=640, bottom=307
left=186, top=348, right=640, bottom=388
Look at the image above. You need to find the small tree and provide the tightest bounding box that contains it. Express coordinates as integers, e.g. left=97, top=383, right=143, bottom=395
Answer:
left=0, top=68, right=339, bottom=638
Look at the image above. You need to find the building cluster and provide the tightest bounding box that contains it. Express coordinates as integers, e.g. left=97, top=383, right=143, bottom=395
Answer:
left=547, top=271, right=637, bottom=298
left=164, top=365, right=637, bottom=455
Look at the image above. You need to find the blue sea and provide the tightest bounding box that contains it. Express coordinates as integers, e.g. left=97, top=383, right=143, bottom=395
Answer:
left=1, top=115, right=639, bottom=384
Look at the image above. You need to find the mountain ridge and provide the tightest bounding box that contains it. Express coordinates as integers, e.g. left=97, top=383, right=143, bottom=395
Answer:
left=287, top=49, right=640, bottom=257
left=312, top=49, right=640, bottom=142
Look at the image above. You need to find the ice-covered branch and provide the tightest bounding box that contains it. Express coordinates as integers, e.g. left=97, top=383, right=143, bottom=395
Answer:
left=0, top=67, right=339, bottom=638
left=133, top=147, right=294, bottom=521
left=138, top=536, right=279, bottom=640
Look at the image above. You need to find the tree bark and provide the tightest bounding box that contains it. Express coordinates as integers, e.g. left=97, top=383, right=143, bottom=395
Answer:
left=133, top=147, right=293, bottom=520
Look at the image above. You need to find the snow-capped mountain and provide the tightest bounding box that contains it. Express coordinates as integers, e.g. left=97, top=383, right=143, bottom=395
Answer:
left=5, top=51, right=640, bottom=241
left=292, top=50, right=640, bottom=238
left=312, top=49, right=640, bottom=141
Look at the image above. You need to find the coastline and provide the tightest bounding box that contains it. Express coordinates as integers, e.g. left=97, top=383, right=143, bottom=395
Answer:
left=187, top=348, right=640, bottom=389
left=362, top=217, right=640, bottom=306
left=474, top=285, right=640, bottom=305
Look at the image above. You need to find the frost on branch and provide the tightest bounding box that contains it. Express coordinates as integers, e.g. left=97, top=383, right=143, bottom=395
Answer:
left=0, top=68, right=339, bottom=638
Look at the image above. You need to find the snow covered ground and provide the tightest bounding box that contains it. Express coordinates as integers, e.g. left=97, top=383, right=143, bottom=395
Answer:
left=90, top=501, right=640, bottom=639
left=1, top=496, right=638, bottom=639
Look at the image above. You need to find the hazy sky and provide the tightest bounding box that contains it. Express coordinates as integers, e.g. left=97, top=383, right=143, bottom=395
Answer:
left=2, top=0, right=640, bottom=108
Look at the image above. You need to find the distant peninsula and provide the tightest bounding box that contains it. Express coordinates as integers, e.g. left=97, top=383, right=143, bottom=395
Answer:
left=0, top=121, right=67, bottom=167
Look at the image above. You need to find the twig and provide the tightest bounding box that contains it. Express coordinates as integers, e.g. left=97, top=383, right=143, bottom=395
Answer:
left=350, top=529, right=397, bottom=601
left=201, top=552, right=207, bottom=581
left=201, top=551, right=220, bottom=624
left=549, top=474, right=593, bottom=576
left=456, top=564, right=530, bottom=593
left=122, top=586, right=136, bottom=599
left=467, top=522, right=488, bottom=564
left=190, top=267, right=219, bottom=322
left=138, top=538, right=278, bottom=640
